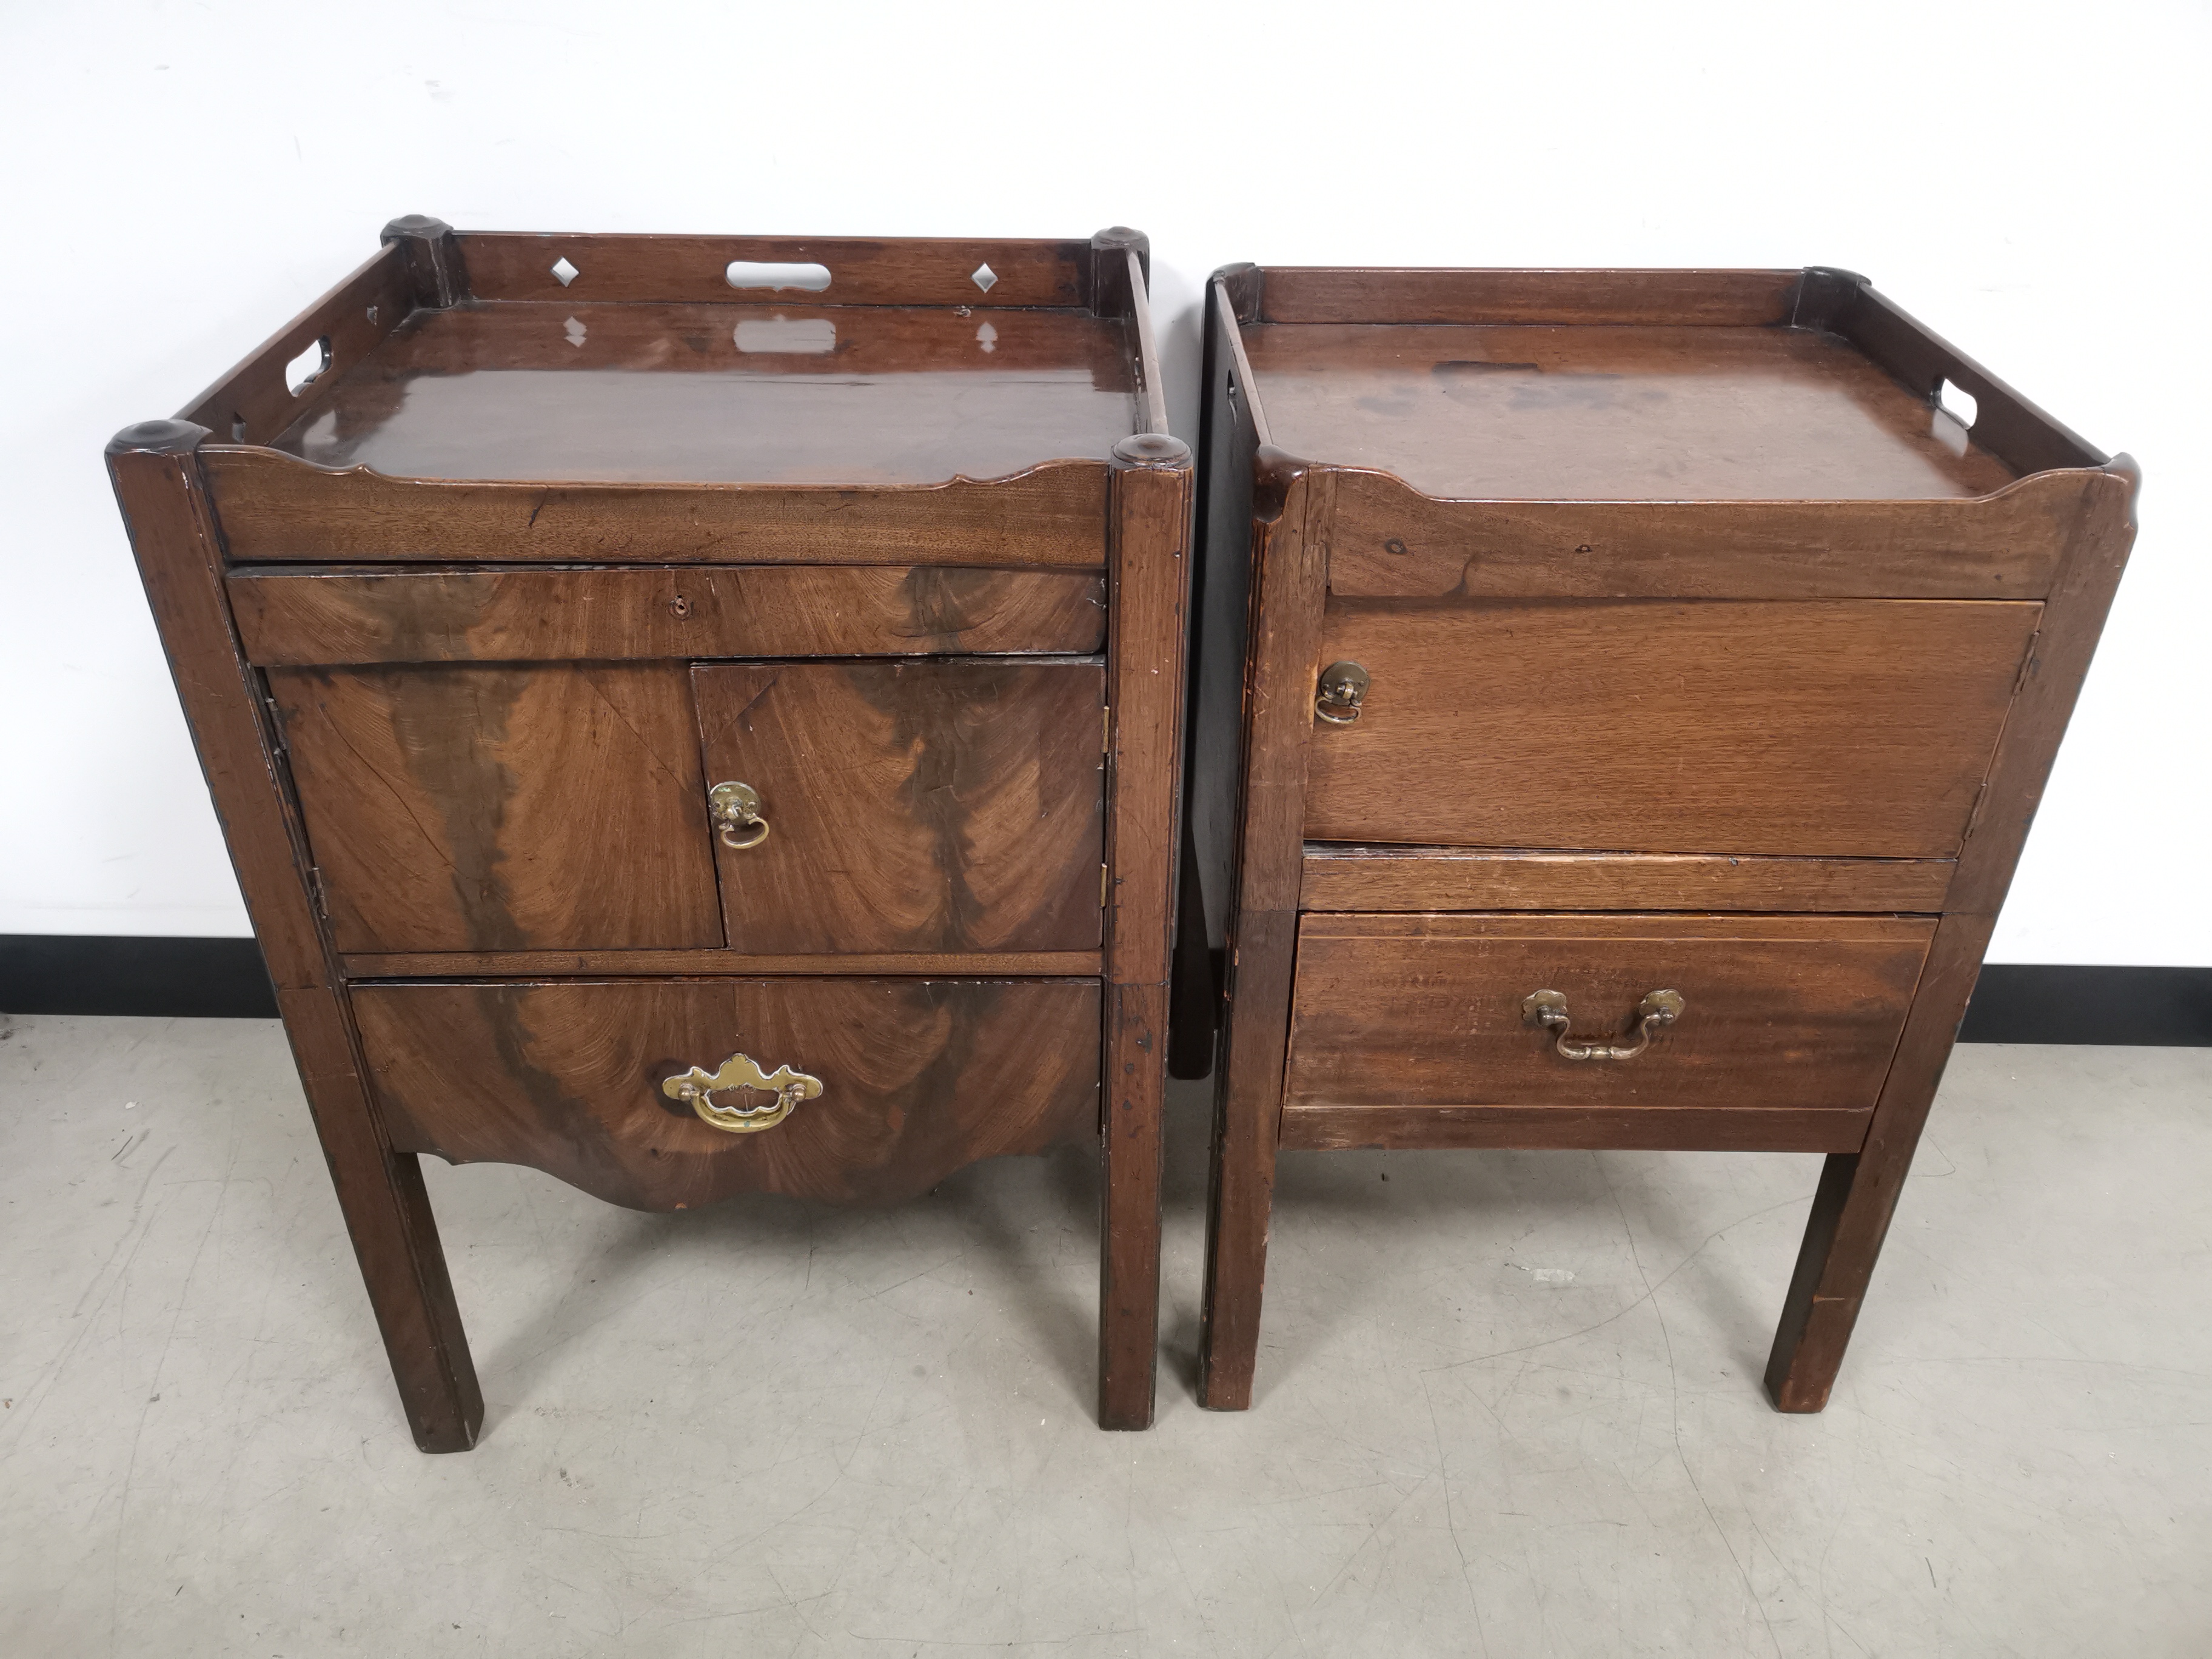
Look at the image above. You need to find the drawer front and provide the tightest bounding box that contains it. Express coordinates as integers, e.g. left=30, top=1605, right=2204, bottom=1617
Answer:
left=272, top=663, right=724, bottom=954
left=355, top=977, right=1102, bottom=1210
left=1304, top=600, right=2038, bottom=857
left=694, top=660, right=1104, bottom=953
left=230, top=565, right=1106, bottom=666
left=1283, top=913, right=1933, bottom=1124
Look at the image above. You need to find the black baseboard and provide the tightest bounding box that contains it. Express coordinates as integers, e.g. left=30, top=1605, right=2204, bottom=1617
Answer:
left=2, top=936, right=2207, bottom=1045
left=1, top=935, right=279, bottom=1020
left=1954, top=964, right=2211, bottom=1046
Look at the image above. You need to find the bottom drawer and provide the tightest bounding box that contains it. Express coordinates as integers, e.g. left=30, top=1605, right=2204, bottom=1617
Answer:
left=354, top=977, right=1101, bottom=1210
left=1282, top=914, right=1934, bottom=1152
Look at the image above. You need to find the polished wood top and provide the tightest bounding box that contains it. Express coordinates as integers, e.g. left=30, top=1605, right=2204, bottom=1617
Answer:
left=1241, top=322, right=2020, bottom=500
left=270, top=301, right=1140, bottom=484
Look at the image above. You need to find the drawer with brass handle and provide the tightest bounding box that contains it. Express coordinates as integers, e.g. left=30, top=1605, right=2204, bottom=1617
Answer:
left=354, top=976, right=1102, bottom=1210
left=1280, top=913, right=1936, bottom=1151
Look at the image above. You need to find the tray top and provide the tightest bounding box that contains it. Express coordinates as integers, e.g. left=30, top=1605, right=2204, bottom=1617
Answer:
left=270, top=300, right=1141, bottom=484
left=1241, top=322, right=2021, bottom=501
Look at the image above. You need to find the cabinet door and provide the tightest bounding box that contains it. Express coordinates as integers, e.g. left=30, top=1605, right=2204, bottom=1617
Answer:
left=692, top=660, right=1105, bottom=953
left=1304, top=599, right=2040, bottom=857
left=271, top=663, right=723, bottom=953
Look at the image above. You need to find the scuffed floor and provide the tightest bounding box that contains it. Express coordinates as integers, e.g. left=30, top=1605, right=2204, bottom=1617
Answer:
left=2, top=1012, right=2206, bottom=1656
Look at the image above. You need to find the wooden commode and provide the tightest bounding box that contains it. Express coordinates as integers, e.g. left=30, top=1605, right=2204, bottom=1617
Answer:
left=1179, top=264, right=2137, bottom=1412
left=109, top=219, right=1191, bottom=1447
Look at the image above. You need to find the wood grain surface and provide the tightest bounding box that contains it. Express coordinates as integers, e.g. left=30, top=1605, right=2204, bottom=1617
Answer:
left=1283, top=912, right=1934, bottom=1119
left=231, top=565, right=1106, bottom=665
left=692, top=660, right=1104, bottom=953
left=342, top=949, right=1100, bottom=979
left=1321, top=465, right=2091, bottom=601
left=1257, top=267, right=1805, bottom=327
left=204, top=447, right=1110, bottom=567
left=1305, top=598, right=2040, bottom=857
left=260, top=301, right=1138, bottom=486
left=270, top=663, right=723, bottom=954
left=355, top=977, right=1102, bottom=1209
left=1298, top=848, right=1954, bottom=914
left=1242, top=321, right=2019, bottom=502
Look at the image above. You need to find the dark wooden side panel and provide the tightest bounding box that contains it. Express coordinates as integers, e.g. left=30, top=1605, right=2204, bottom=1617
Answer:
left=1259, top=267, right=1803, bottom=327
left=1306, top=599, right=2041, bottom=857
left=1323, top=466, right=2090, bottom=601
left=108, top=421, right=481, bottom=1453
left=692, top=660, right=1104, bottom=954
left=203, top=449, right=1110, bottom=568
left=355, top=978, right=1102, bottom=1210
left=231, top=566, right=1107, bottom=665
left=1283, top=913, right=1934, bottom=1116
left=1173, top=284, right=1265, bottom=1076
left=458, top=232, right=1088, bottom=309
left=1299, top=849, right=1954, bottom=914
left=270, top=663, right=723, bottom=954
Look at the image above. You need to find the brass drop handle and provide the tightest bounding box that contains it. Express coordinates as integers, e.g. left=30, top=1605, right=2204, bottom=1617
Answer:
left=663, top=1051, right=822, bottom=1134
left=708, top=780, right=769, bottom=850
left=1521, top=988, right=1684, bottom=1062
left=1315, top=661, right=1369, bottom=724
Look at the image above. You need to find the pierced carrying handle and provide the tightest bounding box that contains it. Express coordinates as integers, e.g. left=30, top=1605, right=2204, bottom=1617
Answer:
left=662, top=1051, right=822, bottom=1134
left=1521, top=988, right=1684, bottom=1062
left=708, top=780, right=769, bottom=850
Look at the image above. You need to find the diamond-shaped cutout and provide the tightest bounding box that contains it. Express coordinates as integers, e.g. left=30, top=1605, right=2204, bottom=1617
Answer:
left=970, top=263, right=997, bottom=293
left=563, top=316, right=587, bottom=349
left=550, top=256, right=580, bottom=287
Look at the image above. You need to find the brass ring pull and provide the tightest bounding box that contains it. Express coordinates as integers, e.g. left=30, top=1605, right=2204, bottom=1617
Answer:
left=662, top=1051, right=822, bottom=1134
left=1521, top=988, right=1684, bottom=1062
left=708, top=780, right=769, bottom=850
left=1315, top=661, right=1369, bottom=724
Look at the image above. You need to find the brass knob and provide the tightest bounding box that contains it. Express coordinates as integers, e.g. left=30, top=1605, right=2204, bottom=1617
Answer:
left=662, top=1051, right=822, bottom=1134
left=708, top=780, right=769, bottom=850
left=1521, top=988, right=1684, bottom=1062
left=1315, top=661, right=1369, bottom=724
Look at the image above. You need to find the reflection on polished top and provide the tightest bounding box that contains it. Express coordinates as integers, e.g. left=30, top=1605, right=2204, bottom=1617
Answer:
left=1241, top=323, right=2022, bottom=500
left=272, top=301, right=1141, bottom=484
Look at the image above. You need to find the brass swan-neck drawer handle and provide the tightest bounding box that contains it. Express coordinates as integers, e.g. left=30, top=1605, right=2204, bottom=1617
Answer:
left=663, top=1051, right=822, bottom=1134
left=708, top=780, right=769, bottom=850
left=1521, top=988, right=1684, bottom=1062
left=1315, top=661, right=1369, bottom=724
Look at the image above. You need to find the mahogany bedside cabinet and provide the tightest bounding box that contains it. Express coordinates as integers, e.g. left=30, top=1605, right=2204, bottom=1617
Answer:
left=107, top=219, right=1191, bottom=1447
left=1181, top=263, right=2136, bottom=1412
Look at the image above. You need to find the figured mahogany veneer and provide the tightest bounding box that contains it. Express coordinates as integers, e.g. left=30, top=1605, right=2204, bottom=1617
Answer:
left=111, top=221, right=1190, bottom=1446
left=1184, top=263, right=2137, bottom=1419
left=693, top=659, right=1105, bottom=954
left=356, top=977, right=1102, bottom=1210
left=229, top=565, right=1107, bottom=665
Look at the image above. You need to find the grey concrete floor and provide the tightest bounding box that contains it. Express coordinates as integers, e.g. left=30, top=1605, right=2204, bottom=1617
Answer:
left=1, top=1014, right=2207, bottom=1657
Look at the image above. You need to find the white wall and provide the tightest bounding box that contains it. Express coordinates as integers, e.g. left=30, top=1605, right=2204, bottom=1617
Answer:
left=4, top=0, right=2205, bottom=964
